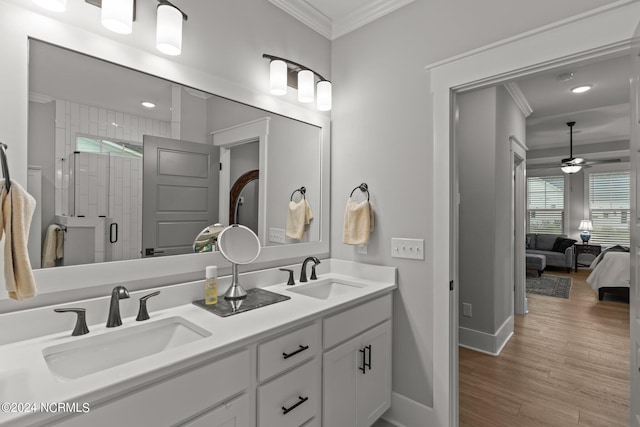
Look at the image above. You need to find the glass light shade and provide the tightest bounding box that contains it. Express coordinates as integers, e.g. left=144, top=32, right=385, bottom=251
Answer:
left=316, top=80, right=332, bottom=111
left=298, top=70, right=314, bottom=103
left=578, top=220, right=593, bottom=231
left=561, top=164, right=582, bottom=174
left=32, top=0, right=66, bottom=12
left=101, top=0, right=133, bottom=35
left=269, top=60, right=287, bottom=96
left=156, top=4, right=183, bottom=56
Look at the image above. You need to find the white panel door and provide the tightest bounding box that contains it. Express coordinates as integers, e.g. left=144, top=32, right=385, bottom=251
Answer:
left=323, top=335, right=359, bottom=427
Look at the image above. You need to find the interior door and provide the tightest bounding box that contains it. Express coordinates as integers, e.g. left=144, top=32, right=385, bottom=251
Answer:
left=142, top=135, right=217, bottom=257
left=631, top=20, right=640, bottom=427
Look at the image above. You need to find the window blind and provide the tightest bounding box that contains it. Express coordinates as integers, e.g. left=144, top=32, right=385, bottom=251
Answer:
left=527, top=176, right=564, bottom=234
left=588, top=171, right=630, bottom=247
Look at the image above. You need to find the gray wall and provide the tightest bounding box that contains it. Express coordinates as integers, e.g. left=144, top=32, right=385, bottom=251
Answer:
left=27, top=100, right=56, bottom=247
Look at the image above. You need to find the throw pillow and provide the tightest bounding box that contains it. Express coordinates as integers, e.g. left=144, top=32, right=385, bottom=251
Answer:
left=526, top=236, right=531, bottom=249
left=552, top=237, right=576, bottom=253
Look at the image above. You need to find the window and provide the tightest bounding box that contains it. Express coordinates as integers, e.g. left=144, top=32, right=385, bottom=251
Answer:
left=588, top=171, right=630, bottom=247
left=76, top=136, right=142, bottom=159
left=527, top=176, right=564, bottom=234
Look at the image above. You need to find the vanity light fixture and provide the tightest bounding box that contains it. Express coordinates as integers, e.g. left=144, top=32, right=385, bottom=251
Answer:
left=141, top=101, right=156, bottom=108
left=570, top=84, right=593, bottom=94
left=33, top=0, right=67, bottom=12
left=156, top=0, right=188, bottom=56
left=263, top=54, right=332, bottom=111
left=101, top=0, right=134, bottom=34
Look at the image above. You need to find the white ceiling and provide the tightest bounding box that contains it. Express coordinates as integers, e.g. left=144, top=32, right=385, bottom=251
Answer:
left=269, top=0, right=415, bottom=39
left=516, top=53, right=630, bottom=153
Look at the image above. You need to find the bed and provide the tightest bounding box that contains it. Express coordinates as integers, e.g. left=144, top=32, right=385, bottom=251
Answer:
left=587, top=250, right=630, bottom=300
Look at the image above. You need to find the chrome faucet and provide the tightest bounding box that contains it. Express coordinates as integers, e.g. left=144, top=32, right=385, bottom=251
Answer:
left=300, top=257, right=321, bottom=282
left=107, top=286, right=130, bottom=327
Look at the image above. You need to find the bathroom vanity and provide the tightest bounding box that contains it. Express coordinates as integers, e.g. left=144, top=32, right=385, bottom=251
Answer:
left=0, top=260, right=395, bottom=427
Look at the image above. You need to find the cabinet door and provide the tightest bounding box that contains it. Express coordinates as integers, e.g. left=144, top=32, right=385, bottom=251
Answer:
left=322, top=335, right=360, bottom=427
left=182, top=393, right=250, bottom=427
left=357, top=321, right=392, bottom=427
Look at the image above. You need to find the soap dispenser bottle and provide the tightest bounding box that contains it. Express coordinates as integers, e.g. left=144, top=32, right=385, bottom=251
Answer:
left=205, top=266, right=218, bottom=305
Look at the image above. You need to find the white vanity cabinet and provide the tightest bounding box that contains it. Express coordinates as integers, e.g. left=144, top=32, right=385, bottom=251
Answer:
left=55, top=349, right=251, bottom=427
left=322, top=295, right=392, bottom=427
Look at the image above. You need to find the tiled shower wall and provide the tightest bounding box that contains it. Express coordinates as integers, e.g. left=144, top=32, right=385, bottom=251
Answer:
left=55, top=99, right=171, bottom=261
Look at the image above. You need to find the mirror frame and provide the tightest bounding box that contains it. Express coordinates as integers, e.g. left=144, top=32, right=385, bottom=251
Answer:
left=0, top=4, right=330, bottom=299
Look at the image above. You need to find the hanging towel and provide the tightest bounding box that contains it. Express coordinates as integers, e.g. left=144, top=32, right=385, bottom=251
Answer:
left=342, top=198, right=374, bottom=245
left=286, top=199, right=314, bottom=240
left=0, top=180, right=37, bottom=300
left=42, top=224, right=64, bottom=268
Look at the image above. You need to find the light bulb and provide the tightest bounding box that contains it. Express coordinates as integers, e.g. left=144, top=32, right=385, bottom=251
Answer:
left=101, top=0, right=133, bottom=34
left=316, top=80, right=332, bottom=111
left=298, top=70, right=314, bottom=103
left=156, top=4, right=183, bottom=56
left=269, top=60, right=287, bottom=96
left=561, top=164, right=582, bottom=174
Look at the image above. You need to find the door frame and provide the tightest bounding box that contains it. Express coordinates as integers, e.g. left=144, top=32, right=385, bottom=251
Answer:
left=511, top=136, right=527, bottom=315
left=428, top=2, right=640, bottom=425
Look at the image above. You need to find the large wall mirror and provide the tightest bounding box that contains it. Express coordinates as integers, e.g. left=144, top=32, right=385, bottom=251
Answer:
left=27, top=40, right=323, bottom=271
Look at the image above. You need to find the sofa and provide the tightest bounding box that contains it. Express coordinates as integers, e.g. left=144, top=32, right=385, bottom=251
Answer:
left=526, top=233, right=576, bottom=273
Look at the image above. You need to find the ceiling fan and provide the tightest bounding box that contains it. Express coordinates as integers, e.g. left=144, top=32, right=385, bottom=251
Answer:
left=560, top=121, right=584, bottom=174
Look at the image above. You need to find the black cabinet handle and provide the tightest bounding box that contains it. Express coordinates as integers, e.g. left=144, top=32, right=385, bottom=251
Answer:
left=282, top=396, right=308, bottom=415
left=110, top=223, right=118, bottom=243
left=366, top=344, right=372, bottom=371
left=282, top=344, right=309, bottom=360
left=359, top=347, right=367, bottom=374
left=359, top=344, right=372, bottom=373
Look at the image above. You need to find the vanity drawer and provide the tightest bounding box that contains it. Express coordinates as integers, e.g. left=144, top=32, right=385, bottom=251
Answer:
left=323, top=294, right=392, bottom=349
left=258, top=358, right=321, bottom=427
left=258, top=321, right=321, bottom=382
left=57, top=349, right=250, bottom=427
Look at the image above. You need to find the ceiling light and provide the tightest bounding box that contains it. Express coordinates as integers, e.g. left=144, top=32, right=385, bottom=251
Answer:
left=561, top=121, right=583, bottom=174
left=263, top=54, right=332, bottom=111
left=33, top=0, right=67, bottom=12
left=141, top=101, right=156, bottom=108
left=556, top=72, right=574, bottom=82
left=570, top=85, right=593, bottom=94
left=101, top=0, right=134, bottom=34
left=156, top=2, right=187, bottom=56
left=269, top=60, right=288, bottom=96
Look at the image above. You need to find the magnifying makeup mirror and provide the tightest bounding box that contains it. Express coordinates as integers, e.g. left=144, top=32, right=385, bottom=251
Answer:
left=217, top=224, right=261, bottom=300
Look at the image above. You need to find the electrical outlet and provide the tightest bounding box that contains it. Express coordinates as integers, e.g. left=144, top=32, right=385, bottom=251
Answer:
left=391, top=238, right=425, bottom=260
left=357, top=244, right=368, bottom=254
left=269, top=228, right=285, bottom=244
left=462, top=303, right=472, bottom=317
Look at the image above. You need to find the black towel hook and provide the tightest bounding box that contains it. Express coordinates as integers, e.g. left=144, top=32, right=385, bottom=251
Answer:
left=290, top=186, right=306, bottom=201
left=0, top=143, right=10, bottom=192
left=349, top=183, right=369, bottom=201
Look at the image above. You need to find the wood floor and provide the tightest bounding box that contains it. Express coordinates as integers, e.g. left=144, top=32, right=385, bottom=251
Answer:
left=459, top=269, right=630, bottom=427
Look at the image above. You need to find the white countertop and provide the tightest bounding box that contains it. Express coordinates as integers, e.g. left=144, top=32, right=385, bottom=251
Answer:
left=0, top=259, right=396, bottom=426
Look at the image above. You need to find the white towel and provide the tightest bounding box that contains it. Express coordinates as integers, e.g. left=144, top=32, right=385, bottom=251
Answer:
left=342, top=199, right=374, bottom=245
left=0, top=180, right=37, bottom=300
left=286, top=199, right=314, bottom=240
left=42, top=224, right=64, bottom=268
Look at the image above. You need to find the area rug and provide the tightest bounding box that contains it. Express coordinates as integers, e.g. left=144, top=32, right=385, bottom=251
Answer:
left=526, top=274, right=572, bottom=299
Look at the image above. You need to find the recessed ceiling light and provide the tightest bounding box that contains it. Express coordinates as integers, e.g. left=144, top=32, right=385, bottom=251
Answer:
left=141, top=101, right=156, bottom=108
left=556, top=72, right=574, bottom=81
left=570, top=85, right=593, bottom=94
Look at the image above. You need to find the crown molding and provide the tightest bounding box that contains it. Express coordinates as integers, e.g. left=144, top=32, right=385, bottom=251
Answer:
left=270, top=0, right=414, bottom=40
left=504, top=82, right=533, bottom=118
left=29, top=92, right=55, bottom=104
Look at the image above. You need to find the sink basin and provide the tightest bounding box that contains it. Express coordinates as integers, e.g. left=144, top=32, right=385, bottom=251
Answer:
left=287, top=280, right=363, bottom=300
left=43, top=317, right=211, bottom=380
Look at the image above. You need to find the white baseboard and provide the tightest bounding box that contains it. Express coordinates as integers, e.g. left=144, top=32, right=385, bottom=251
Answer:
left=382, top=391, right=434, bottom=427
left=459, top=315, right=514, bottom=356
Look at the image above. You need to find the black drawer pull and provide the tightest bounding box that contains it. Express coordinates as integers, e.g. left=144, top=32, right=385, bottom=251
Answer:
left=366, top=344, right=372, bottom=371
left=282, top=396, right=308, bottom=415
left=283, top=345, right=310, bottom=360
left=359, top=347, right=367, bottom=374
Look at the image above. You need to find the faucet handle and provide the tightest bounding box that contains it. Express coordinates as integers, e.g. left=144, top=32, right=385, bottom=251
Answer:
left=136, top=291, right=161, bottom=321
left=310, top=264, right=318, bottom=280
left=279, top=268, right=295, bottom=286
left=54, top=308, right=90, bottom=336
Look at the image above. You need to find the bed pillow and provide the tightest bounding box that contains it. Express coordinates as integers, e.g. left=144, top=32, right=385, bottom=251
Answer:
left=552, top=237, right=576, bottom=253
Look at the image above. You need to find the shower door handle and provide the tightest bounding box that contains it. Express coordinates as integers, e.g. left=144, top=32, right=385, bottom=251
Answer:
left=110, top=223, right=118, bottom=243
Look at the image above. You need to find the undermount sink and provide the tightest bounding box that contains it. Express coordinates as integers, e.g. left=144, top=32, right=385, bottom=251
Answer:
left=43, top=317, right=211, bottom=380
left=287, top=280, right=363, bottom=300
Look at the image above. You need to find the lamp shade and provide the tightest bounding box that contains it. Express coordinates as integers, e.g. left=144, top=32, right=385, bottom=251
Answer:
left=156, top=4, right=183, bottom=56
left=298, top=70, right=314, bottom=103
left=316, top=80, right=332, bottom=111
left=561, top=164, right=582, bottom=174
left=269, top=60, right=287, bottom=96
left=32, top=0, right=66, bottom=12
left=578, top=220, right=594, bottom=231
left=101, top=0, right=133, bottom=34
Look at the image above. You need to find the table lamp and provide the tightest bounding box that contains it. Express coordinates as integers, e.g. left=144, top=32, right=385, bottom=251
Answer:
left=578, top=220, right=593, bottom=244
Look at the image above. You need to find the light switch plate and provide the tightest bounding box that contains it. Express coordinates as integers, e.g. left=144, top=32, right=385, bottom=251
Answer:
left=463, top=303, right=472, bottom=317
left=357, top=245, right=368, bottom=254
left=391, top=238, right=425, bottom=260
left=269, top=228, right=285, bottom=244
